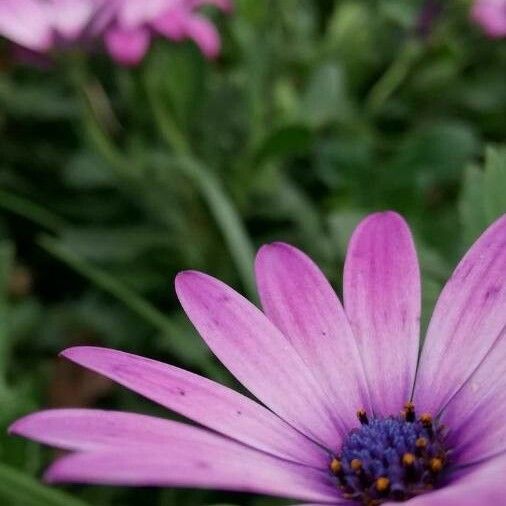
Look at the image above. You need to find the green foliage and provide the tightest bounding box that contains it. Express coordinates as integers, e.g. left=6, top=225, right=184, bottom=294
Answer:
left=0, top=1, right=504, bottom=505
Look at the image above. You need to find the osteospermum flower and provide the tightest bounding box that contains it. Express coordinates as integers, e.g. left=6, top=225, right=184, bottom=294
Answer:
left=9, top=211, right=506, bottom=505
left=0, top=0, right=231, bottom=65
left=101, top=0, right=233, bottom=66
left=471, top=0, right=506, bottom=38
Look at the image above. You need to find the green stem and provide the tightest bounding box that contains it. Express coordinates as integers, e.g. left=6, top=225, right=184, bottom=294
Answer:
left=144, top=73, right=256, bottom=299
left=39, top=236, right=176, bottom=337
left=365, top=40, right=422, bottom=114
left=0, top=190, right=67, bottom=232
left=0, top=241, right=14, bottom=390
left=39, top=236, right=228, bottom=381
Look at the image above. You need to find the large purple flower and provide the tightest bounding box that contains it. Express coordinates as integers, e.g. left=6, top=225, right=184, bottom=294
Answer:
left=9, top=212, right=506, bottom=505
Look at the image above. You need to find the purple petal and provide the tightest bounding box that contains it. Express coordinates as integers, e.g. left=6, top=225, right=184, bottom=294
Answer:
left=343, top=212, right=421, bottom=416
left=9, top=408, right=248, bottom=453
left=44, top=449, right=338, bottom=503
left=175, top=271, right=342, bottom=450
left=440, top=329, right=506, bottom=465
left=471, top=0, right=506, bottom=38
left=182, top=14, right=221, bottom=58
left=48, top=0, right=96, bottom=40
left=401, top=454, right=506, bottom=505
left=0, top=0, right=53, bottom=51
left=60, top=347, right=326, bottom=468
left=104, top=26, right=151, bottom=66
left=255, top=242, right=371, bottom=434
left=414, top=215, right=506, bottom=415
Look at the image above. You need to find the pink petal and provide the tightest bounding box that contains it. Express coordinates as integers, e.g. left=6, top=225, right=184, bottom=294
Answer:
left=401, top=454, right=506, bottom=505
left=175, top=271, right=342, bottom=450
left=440, top=328, right=506, bottom=465
left=48, top=0, right=96, bottom=40
left=44, top=449, right=338, bottom=503
left=0, top=0, right=53, bottom=51
left=104, top=26, right=151, bottom=66
left=61, top=347, right=326, bottom=468
left=471, top=0, right=506, bottom=38
left=255, top=242, right=371, bottom=434
left=181, top=14, right=221, bottom=58
left=9, top=408, right=242, bottom=453
left=414, top=215, right=506, bottom=415
left=343, top=212, right=421, bottom=416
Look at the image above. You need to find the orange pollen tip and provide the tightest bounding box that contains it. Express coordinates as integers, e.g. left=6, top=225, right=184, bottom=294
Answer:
left=420, top=413, right=433, bottom=425
left=357, top=408, right=369, bottom=425
left=404, top=402, right=415, bottom=412
left=416, top=437, right=428, bottom=448
left=430, top=458, right=444, bottom=473
left=330, top=458, right=342, bottom=475
left=402, top=453, right=416, bottom=466
left=350, top=458, right=363, bottom=472
left=376, top=477, right=390, bottom=492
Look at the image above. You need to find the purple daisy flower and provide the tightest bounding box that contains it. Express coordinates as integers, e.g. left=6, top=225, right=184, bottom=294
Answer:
left=9, top=211, right=506, bottom=505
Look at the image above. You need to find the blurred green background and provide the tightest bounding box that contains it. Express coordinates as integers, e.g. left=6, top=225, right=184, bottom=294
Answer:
left=0, top=0, right=505, bottom=505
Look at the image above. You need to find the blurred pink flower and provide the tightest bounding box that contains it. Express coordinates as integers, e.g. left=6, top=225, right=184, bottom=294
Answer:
left=103, top=0, right=233, bottom=66
left=0, top=0, right=232, bottom=65
left=472, top=0, right=506, bottom=38
left=0, top=0, right=103, bottom=51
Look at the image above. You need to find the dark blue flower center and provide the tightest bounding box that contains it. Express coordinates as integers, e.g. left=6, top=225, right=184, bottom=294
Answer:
left=330, top=403, right=448, bottom=505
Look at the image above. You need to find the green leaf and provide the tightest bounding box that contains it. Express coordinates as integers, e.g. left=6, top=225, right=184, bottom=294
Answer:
left=255, top=125, right=312, bottom=163
left=459, top=165, right=487, bottom=247
left=483, top=146, right=506, bottom=222
left=0, top=241, right=14, bottom=386
left=0, top=463, right=89, bottom=506
left=302, top=63, right=351, bottom=128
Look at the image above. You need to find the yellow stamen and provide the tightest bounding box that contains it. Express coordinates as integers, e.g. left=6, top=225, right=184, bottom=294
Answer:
left=350, top=458, right=363, bottom=472
left=330, top=458, right=342, bottom=475
left=376, top=477, right=390, bottom=492
left=402, top=452, right=415, bottom=467
left=430, top=457, right=443, bottom=473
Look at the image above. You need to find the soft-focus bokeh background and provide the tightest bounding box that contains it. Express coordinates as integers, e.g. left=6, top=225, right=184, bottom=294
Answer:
left=0, top=1, right=505, bottom=505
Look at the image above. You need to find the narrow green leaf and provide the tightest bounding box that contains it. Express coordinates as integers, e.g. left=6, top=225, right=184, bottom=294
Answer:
left=0, top=463, right=89, bottom=506
left=483, top=146, right=506, bottom=222
left=459, top=165, right=487, bottom=247
left=0, top=241, right=14, bottom=385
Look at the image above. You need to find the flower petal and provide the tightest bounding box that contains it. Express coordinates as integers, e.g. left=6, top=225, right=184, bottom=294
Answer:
left=343, top=212, right=421, bottom=416
left=255, top=242, right=371, bottom=433
left=400, top=454, right=506, bottom=505
left=414, top=214, right=506, bottom=415
left=60, top=347, right=325, bottom=468
left=44, top=449, right=338, bottom=503
left=9, top=408, right=244, bottom=453
left=182, top=14, right=221, bottom=58
left=175, top=271, right=341, bottom=450
left=104, top=26, right=150, bottom=66
left=440, top=329, right=506, bottom=466
left=0, top=0, right=53, bottom=51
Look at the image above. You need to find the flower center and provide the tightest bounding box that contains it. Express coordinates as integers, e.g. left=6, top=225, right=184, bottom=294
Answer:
left=330, top=403, right=448, bottom=505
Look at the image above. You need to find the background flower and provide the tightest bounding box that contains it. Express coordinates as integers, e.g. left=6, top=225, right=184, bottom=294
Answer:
left=472, top=0, right=506, bottom=37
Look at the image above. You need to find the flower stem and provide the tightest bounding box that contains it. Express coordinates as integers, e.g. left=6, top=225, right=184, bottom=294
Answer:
left=365, top=40, right=422, bottom=115
left=144, top=72, right=257, bottom=300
